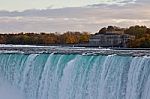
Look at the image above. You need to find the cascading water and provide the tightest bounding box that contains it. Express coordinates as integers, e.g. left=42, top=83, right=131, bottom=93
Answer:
left=0, top=53, right=150, bottom=99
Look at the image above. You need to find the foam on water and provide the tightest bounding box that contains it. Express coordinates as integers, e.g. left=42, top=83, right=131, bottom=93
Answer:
left=0, top=78, right=25, bottom=99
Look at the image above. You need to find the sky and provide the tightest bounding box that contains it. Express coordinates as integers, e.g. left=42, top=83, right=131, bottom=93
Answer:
left=0, top=0, right=149, bottom=33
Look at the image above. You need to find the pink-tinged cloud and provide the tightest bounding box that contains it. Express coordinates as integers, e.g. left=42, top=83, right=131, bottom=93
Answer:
left=0, top=0, right=149, bottom=33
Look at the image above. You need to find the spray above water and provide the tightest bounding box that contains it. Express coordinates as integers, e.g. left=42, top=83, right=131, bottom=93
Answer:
left=0, top=79, right=25, bottom=99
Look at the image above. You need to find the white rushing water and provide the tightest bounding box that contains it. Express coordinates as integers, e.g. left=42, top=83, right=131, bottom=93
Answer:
left=0, top=53, right=150, bottom=99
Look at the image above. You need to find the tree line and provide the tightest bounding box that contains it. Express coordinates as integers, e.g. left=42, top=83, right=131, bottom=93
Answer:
left=125, top=25, right=150, bottom=48
left=0, top=25, right=150, bottom=48
left=98, top=25, right=150, bottom=48
left=0, top=31, right=90, bottom=45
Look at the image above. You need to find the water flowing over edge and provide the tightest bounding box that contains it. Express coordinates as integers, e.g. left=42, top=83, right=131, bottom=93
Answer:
left=0, top=53, right=150, bottom=99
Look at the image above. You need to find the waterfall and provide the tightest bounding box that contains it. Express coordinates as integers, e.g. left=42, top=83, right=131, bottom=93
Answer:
left=0, top=53, right=150, bottom=99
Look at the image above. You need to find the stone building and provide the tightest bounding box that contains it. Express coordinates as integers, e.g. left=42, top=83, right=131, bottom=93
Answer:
left=89, top=30, right=134, bottom=47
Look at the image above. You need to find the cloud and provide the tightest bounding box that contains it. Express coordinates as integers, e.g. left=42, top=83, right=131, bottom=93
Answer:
left=0, top=0, right=149, bottom=33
